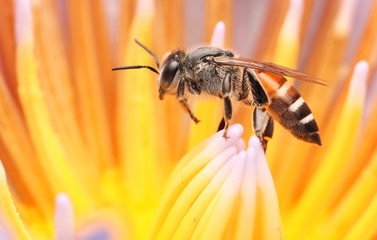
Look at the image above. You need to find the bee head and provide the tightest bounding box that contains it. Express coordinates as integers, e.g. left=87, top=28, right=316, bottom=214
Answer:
left=112, top=39, right=186, bottom=100
left=158, top=50, right=186, bottom=99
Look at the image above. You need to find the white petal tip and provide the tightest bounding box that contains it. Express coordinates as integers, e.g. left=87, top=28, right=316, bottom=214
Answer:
left=55, top=193, right=71, bottom=207
left=55, top=193, right=74, bottom=240
left=226, top=124, right=244, bottom=138
left=248, top=136, right=261, bottom=148
left=15, top=0, right=33, bottom=45
left=349, top=60, right=369, bottom=100
left=136, top=0, right=154, bottom=15
left=355, top=61, right=369, bottom=76
left=0, top=161, right=6, bottom=182
left=214, top=21, right=225, bottom=33
left=210, top=21, right=226, bottom=48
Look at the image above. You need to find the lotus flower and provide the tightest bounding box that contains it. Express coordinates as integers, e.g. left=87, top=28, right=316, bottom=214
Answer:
left=1, top=0, right=377, bottom=239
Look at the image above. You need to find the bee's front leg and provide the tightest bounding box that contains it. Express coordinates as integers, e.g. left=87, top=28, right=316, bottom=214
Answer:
left=177, top=78, right=200, bottom=124
left=252, top=107, right=274, bottom=152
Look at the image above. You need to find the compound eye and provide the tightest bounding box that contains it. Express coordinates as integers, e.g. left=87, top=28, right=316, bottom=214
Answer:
left=160, top=59, right=179, bottom=89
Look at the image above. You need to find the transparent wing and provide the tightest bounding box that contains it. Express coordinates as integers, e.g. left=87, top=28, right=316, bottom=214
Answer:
left=213, top=56, right=328, bottom=86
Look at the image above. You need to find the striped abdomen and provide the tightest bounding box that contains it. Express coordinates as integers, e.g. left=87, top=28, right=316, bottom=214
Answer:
left=256, top=70, right=321, bottom=145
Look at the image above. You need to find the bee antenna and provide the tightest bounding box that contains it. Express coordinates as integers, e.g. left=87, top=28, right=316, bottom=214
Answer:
left=112, top=65, right=159, bottom=74
left=134, top=39, right=160, bottom=69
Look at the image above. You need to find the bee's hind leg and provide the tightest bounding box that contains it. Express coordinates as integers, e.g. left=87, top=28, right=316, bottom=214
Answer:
left=222, top=97, right=232, bottom=139
left=252, top=107, right=274, bottom=152
left=221, top=73, right=233, bottom=139
left=246, top=68, right=273, bottom=152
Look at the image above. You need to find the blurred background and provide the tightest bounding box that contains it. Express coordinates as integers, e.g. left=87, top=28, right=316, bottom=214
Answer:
left=1, top=0, right=377, bottom=239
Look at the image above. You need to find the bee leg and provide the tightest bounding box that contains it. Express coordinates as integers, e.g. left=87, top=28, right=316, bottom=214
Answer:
left=177, top=78, right=200, bottom=124
left=179, top=100, right=200, bottom=124
left=252, top=107, right=274, bottom=152
left=221, top=73, right=232, bottom=139
left=222, top=97, right=232, bottom=139
left=246, top=68, right=268, bottom=106
left=238, top=68, right=251, bottom=101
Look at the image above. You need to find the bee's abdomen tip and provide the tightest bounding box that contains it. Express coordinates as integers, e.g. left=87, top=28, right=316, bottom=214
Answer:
left=309, top=132, right=322, bottom=146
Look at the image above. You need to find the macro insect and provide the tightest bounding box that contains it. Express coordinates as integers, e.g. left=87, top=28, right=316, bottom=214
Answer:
left=113, top=39, right=325, bottom=151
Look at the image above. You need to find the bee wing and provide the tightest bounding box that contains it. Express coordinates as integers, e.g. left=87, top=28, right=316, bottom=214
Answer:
left=213, top=56, right=328, bottom=86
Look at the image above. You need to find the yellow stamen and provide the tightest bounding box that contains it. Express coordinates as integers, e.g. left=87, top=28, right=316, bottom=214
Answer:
left=0, top=162, right=31, bottom=239
left=16, top=0, right=91, bottom=218
left=286, top=61, right=368, bottom=238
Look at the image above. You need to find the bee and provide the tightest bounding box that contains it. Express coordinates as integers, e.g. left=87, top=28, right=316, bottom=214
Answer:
left=113, top=39, right=325, bottom=151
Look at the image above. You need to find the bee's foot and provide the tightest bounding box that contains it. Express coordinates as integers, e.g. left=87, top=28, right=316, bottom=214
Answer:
left=222, top=131, right=230, bottom=140
left=258, top=135, right=269, bottom=153
left=189, top=112, right=200, bottom=124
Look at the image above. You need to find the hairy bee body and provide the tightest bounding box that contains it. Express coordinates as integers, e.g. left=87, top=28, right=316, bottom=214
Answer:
left=164, top=47, right=320, bottom=147
left=113, top=41, right=323, bottom=151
